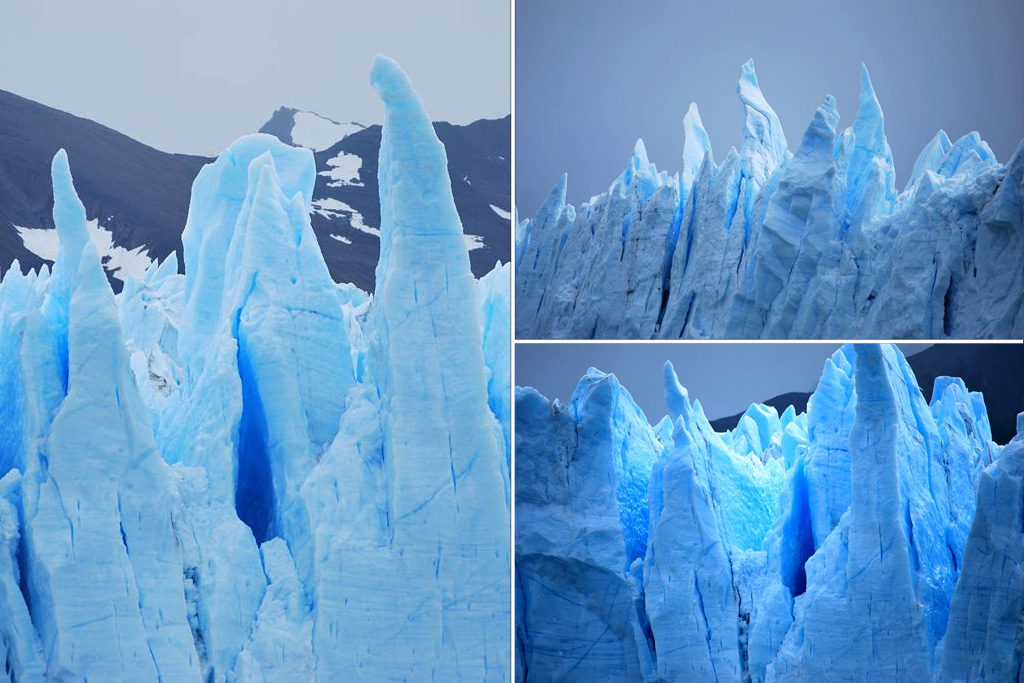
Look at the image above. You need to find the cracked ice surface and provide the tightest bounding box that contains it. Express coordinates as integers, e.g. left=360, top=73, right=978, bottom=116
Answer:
left=515, top=343, right=1021, bottom=682
left=515, top=62, right=1024, bottom=340
left=0, top=56, right=510, bottom=682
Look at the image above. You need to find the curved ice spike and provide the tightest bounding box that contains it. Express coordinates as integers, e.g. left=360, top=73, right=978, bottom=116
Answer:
left=845, top=64, right=896, bottom=230
left=738, top=59, right=789, bottom=180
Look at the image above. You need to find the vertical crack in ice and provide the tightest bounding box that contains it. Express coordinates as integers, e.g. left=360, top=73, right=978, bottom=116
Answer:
left=515, top=567, right=529, bottom=680
left=904, top=502, right=920, bottom=573
left=693, top=570, right=719, bottom=683
left=15, top=531, right=39, bottom=652
left=115, top=496, right=161, bottom=680
left=657, top=184, right=686, bottom=331
left=942, top=275, right=954, bottom=337
left=182, top=567, right=208, bottom=675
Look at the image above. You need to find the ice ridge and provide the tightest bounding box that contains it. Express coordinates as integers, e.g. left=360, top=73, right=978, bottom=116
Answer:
left=515, top=61, right=1024, bottom=339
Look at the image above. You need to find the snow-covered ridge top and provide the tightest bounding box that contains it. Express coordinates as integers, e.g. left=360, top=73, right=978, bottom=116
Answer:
left=259, top=106, right=365, bottom=152
left=14, top=218, right=153, bottom=283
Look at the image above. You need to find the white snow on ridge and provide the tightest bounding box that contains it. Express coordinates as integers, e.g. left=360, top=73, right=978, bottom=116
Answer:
left=489, top=204, right=512, bottom=220
left=14, top=223, right=58, bottom=261
left=15, top=219, right=153, bottom=282
left=290, top=111, right=363, bottom=151
left=310, top=198, right=484, bottom=252
left=464, top=234, right=485, bottom=252
left=311, top=198, right=380, bottom=236
left=319, top=152, right=363, bottom=187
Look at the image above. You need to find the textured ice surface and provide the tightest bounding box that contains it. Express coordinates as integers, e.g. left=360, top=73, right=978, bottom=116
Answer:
left=515, top=62, right=1024, bottom=339
left=515, top=371, right=659, bottom=682
left=515, top=343, right=1020, bottom=682
left=0, top=56, right=509, bottom=681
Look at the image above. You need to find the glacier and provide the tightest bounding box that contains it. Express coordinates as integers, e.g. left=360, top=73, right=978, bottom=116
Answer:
left=515, top=61, right=1024, bottom=339
left=0, top=55, right=510, bottom=681
left=515, top=343, right=1022, bottom=682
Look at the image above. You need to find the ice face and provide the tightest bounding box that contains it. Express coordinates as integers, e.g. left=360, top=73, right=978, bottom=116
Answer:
left=515, top=372, right=659, bottom=682
left=515, top=343, right=1017, bottom=682
left=304, top=54, right=510, bottom=680
left=516, top=62, right=1024, bottom=340
left=942, top=417, right=1024, bottom=682
left=0, top=55, right=509, bottom=682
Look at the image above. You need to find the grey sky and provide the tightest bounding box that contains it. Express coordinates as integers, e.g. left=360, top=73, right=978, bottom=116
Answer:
left=0, top=0, right=510, bottom=156
left=515, top=343, right=932, bottom=425
left=515, top=0, right=1024, bottom=216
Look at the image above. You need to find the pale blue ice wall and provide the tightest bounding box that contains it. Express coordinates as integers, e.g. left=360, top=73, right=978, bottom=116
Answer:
left=515, top=371, right=660, bottom=681
left=516, top=63, right=1024, bottom=340
left=0, top=56, right=510, bottom=682
left=515, top=343, right=1021, bottom=682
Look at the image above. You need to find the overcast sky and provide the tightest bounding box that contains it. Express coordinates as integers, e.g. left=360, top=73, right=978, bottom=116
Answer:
left=515, top=343, right=932, bottom=424
left=515, top=0, right=1024, bottom=216
left=0, top=0, right=510, bottom=156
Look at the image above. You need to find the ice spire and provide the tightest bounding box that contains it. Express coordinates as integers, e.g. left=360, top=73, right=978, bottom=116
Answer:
left=905, top=129, right=951, bottom=192
left=747, top=95, right=842, bottom=333
left=681, top=102, right=712, bottom=191
left=371, top=54, right=468, bottom=282
left=542, top=172, right=568, bottom=212
left=617, top=138, right=650, bottom=186
left=845, top=64, right=896, bottom=232
left=42, top=150, right=92, bottom=390
left=663, top=360, right=692, bottom=422
left=937, top=131, right=997, bottom=179
left=514, top=172, right=569, bottom=338
left=843, top=344, right=931, bottom=678
left=801, top=94, right=841, bottom=153
left=315, top=54, right=508, bottom=680
left=738, top=59, right=789, bottom=181
left=18, top=153, right=201, bottom=680
left=613, top=138, right=662, bottom=205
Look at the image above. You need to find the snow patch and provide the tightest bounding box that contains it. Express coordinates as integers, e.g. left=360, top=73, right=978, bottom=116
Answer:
left=289, top=111, right=362, bottom=151
left=310, top=198, right=380, bottom=236
left=490, top=204, right=512, bottom=220
left=330, top=234, right=352, bottom=245
left=319, top=152, right=363, bottom=187
left=464, top=234, right=485, bottom=252
left=15, top=219, right=153, bottom=282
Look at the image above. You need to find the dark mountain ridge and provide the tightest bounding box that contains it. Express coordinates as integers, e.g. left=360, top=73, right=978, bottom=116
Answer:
left=0, top=90, right=511, bottom=292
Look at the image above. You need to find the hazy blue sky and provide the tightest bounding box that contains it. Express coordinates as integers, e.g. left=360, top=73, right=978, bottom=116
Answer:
left=0, top=0, right=510, bottom=156
left=515, top=343, right=932, bottom=424
left=515, top=0, right=1024, bottom=216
